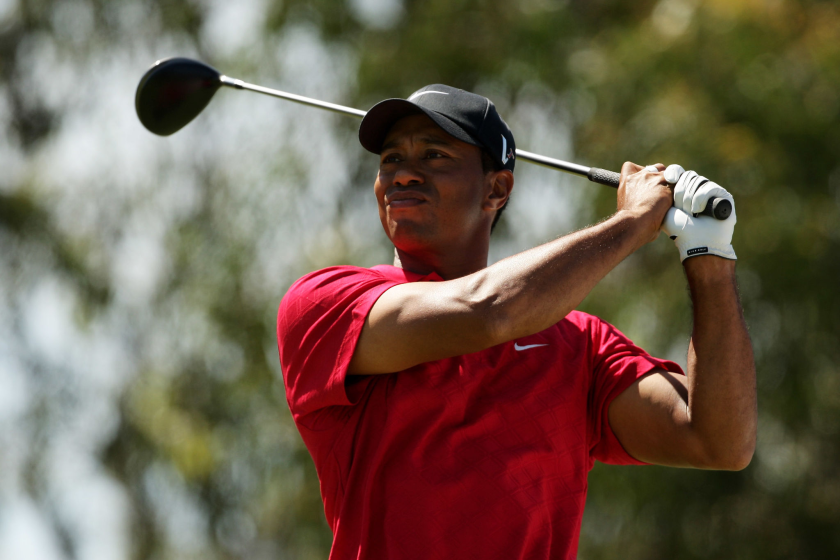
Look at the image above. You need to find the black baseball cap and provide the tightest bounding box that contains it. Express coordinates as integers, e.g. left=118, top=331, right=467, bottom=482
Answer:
left=359, top=84, right=516, bottom=172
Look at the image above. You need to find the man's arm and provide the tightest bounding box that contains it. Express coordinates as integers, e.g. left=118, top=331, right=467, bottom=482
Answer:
left=349, top=162, right=672, bottom=375
left=607, top=256, right=757, bottom=470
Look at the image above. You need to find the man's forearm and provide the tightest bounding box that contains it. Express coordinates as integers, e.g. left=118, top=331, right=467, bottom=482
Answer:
left=684, top=257, right=757, bottom=469
left=467, top=210, right=652, bottom=343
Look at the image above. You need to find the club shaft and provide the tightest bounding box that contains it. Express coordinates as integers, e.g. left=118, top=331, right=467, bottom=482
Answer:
left=219, top=79, right=726, bottom=218
left=220, top=76, right=594, bottom=179
left=513, top=149, right=591, bottom=177
left=221, top=76, right=367, bottom=118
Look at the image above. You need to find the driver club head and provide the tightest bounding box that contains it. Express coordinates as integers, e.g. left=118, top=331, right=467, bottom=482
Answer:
left=135, top=57, right=223, bottom=136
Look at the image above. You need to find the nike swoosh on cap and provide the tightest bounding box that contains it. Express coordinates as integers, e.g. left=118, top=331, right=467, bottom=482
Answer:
left=514, top=342, right=548, bottom=351
left=408, top=91, right=449, bottom=101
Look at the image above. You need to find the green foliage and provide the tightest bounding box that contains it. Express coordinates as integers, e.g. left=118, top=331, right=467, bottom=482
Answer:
left=1, top=0, right=838, bottom=558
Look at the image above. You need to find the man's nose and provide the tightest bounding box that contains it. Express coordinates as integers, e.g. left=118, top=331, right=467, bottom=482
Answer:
left=392, top=163, right=424, bottom=186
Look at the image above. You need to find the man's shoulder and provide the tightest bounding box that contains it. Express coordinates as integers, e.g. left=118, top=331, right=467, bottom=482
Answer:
left=277, top=265, right=409, bottom=332
left=286, top=263, right=418, bottom=291
left=290, top=264, right=385, bottom=288
left=559, top=310, right=609, bottom=333
left=281, top=263, right=439, bottom=306
left=278, top=266, right=384, bottom=315
left=551, top=311, right=636, bottom=352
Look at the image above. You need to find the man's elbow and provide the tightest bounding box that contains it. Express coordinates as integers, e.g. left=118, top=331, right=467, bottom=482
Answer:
left=712, top=447, right=754, bottom=471
left=460, top=272, right=511, bottom=346
left=460, top=269, right=551, bottom=346
left=699, top=436, right=756, bottom=471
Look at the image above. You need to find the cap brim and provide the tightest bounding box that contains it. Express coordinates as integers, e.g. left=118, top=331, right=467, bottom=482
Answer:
left=359, top=98, right=479, bottom=154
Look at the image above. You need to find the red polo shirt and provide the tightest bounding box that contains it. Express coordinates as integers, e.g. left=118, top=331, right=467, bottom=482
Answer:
left=277, top=265, right=682, bottom=559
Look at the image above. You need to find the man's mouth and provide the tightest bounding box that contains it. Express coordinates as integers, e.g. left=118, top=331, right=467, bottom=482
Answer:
left=386, top=191, right=427, bottom=208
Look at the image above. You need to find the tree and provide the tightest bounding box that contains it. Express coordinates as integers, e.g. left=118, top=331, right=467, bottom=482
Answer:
left=0, top=0, right=837, bottom=558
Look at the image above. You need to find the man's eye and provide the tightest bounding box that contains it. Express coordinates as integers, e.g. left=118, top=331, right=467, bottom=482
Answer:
left=426, top=151, right=445, bottom=159
left=381, top=154, right=400, bottom=164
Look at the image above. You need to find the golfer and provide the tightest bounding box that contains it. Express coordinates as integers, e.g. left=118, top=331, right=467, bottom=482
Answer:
left=276, top=85, right=756, bottom=559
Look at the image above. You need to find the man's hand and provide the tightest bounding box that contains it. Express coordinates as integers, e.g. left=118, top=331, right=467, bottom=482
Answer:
left=661, top=167, right=737, bottom=262
left=616, top=162, right=674, bottom=244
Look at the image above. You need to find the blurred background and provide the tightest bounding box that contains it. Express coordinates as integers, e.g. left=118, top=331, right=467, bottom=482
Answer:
left=1, top=0, right=838, bottom=558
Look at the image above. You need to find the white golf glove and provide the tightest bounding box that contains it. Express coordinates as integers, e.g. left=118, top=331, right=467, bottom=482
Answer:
left=660, top=165, right=737, bottom=262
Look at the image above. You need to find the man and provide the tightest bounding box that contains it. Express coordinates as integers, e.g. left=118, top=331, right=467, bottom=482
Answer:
left=276, top=84, right=756, bottom=559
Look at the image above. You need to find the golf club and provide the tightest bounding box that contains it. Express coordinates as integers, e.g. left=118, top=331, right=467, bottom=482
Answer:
left=135, top=57, right=732, bottom=220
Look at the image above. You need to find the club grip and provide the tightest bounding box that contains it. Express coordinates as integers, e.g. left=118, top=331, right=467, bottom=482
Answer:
left=587, top=167, right=621, bottom=187
left=588, top=167, right=732, bottom=221
left=697, top=197, right=732, bottom=220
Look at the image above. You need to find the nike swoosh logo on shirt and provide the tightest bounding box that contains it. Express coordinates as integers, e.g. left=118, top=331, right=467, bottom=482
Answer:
left=514, top=343, right=549, bottom=351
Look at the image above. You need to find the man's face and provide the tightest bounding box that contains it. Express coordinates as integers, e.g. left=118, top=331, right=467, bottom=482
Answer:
left=374, top=114, right=492, bottom=253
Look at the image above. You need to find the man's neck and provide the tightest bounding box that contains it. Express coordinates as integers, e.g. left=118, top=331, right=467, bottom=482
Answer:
left=393, top=240, right=489, bottom=280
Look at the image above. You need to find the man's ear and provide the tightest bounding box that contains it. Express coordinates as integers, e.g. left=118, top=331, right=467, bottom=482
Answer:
left=485, top=170, right=514, bottom=211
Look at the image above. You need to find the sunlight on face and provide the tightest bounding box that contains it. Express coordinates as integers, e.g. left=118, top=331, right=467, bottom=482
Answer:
left=373, top=114, right=490, bottom=253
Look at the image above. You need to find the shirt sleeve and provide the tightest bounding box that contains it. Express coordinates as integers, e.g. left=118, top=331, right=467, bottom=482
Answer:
left=586, top=315, right=685, bottom=466
left=276, top=266, right=398, bottom=423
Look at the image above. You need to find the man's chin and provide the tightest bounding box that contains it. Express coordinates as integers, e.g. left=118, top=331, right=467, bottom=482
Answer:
left=387, top=222, right=438, bottom=253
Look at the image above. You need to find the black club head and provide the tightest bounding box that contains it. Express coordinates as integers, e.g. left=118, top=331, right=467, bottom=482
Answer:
left=135, top=57, right=223, bottom=136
